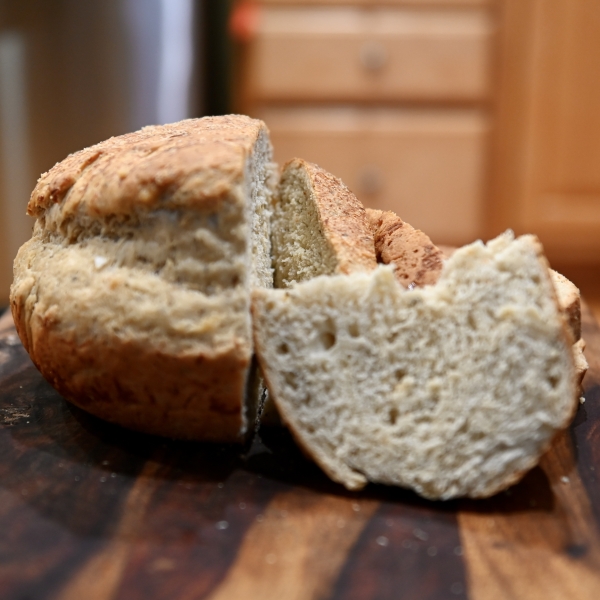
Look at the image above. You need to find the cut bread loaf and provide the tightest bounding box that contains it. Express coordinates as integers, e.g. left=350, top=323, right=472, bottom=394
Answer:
left=252, top=232, right=577, bottom=499
left=272, top=158, right=377, bottom=288
left=11, top=115, right=276, bottom=442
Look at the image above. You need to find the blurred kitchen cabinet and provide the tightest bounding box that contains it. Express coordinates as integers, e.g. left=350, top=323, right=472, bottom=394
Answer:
left=258, top=106, right=488, bottom=244
left=239, top=0, right=600, bottom=261
left=246, top=7, right=492, bottom=102
left=489, top=0, right=600, bottom=262
left=237, top=0, right=495, bottom=245
left=259, top=1, right=490, bottom=6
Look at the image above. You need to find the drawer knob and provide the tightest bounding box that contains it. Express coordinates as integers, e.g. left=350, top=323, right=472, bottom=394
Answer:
left=358, top=166, right=383, bottom=196
left=359, top=42, right=388, bottom=72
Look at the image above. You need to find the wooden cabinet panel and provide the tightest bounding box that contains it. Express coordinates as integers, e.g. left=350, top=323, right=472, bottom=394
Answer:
left=259, top=1, right=491, bottom=6
left=526, top=1, right=600, bottom=227
left=259, top=106, right=489, bottom=245
left=490, top=0, right=600, bottom=262
left=247, top=7, right=494, bottom=103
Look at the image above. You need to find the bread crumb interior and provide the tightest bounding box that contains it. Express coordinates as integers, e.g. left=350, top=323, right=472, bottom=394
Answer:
left=272, top=162, right=338, bottom=288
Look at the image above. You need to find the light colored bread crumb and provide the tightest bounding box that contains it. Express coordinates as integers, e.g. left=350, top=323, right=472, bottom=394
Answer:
left=253, top=232, right=577, bottom=499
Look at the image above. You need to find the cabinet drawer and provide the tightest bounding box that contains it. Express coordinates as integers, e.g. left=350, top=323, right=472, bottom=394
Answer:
left=258, top=0, right=494, bottom=7
left=247, top=7, right=494, bottom=102
left=259, top=1, right=491, bottom=6
left=259, top=106, right=489, bottom=245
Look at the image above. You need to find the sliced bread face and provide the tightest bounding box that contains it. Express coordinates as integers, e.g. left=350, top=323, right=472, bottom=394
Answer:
left=272, top=159, right=377, bottom=288
left=252, top=232, right=577, bottom=499
left=367, top=207, right=586, bottom=393
left=11, top=115, right=276, bottom=442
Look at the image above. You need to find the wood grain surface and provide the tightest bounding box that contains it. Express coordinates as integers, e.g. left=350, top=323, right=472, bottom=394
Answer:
left=1, top=304, right=599, bottom=600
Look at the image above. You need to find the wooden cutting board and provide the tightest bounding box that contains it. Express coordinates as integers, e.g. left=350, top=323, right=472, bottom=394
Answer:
left=1, top=305, right=600, bottom=600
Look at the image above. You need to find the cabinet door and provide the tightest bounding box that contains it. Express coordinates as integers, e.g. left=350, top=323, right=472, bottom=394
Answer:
left=258, top=1, right=491, bottom=6
left=259, top=106, right=489, bottom=245
left=490, top=0, right=600, bottom=262
left=245, top=6, right=494, bottom=103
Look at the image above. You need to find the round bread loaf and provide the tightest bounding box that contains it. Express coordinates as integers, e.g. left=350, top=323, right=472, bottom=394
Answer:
left=11, top=115, right=276, bottom=442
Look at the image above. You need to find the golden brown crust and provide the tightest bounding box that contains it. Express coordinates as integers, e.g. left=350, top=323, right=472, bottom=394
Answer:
left=550, top=270, right=582, bottom=342
left=366, top=208, right=444, bottom=288
left=295, top=159, right=377, bottom=275
left=29, top=115, right=266, bottom=220
left=13, top=302, right=248, bottom=441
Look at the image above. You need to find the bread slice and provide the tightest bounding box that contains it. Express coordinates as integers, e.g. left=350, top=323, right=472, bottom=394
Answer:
left=272, top=158, right=377, bottom=288
left=11, top=115, right=276, bottom=442
left=252, top=232, right=577, bottom=499
left=366, top=208, right=444, bottom=288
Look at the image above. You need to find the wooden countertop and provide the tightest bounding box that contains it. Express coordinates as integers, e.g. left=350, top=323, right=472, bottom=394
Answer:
left=1, top=306, right=600, bottom=600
